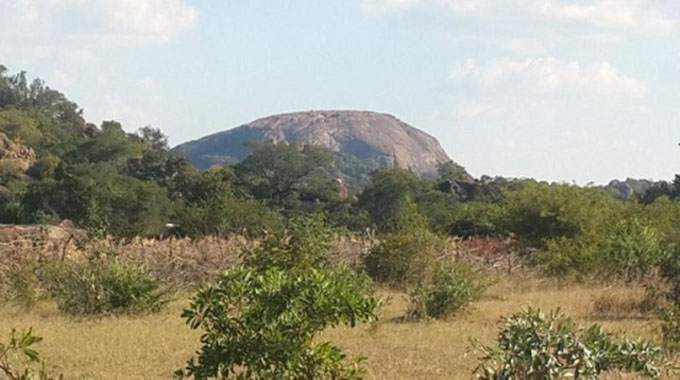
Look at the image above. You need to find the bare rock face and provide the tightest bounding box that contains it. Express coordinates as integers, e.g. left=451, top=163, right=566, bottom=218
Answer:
left=173, top=111, right=455, bottom=179
left=0, top=132, right=36, bottom=172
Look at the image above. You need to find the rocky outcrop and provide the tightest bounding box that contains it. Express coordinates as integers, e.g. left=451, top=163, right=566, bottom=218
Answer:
left=173, top=111, right=458, bottom=179
left=333, top=178, right=350, bottom=201
left=0, top=132, right=36, bottom=173
left=605, top=178, right=659, bottom=200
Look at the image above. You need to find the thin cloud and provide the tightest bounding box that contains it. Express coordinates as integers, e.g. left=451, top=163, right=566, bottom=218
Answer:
left=536, top=0, right=678, bottom=35
left=361, top=0, right=421, bottom=13
left=106, top=0, right=197, bottom=44
left=0, top=0, right=198, bottom=45
left=435, top=0, right=486, bottom=12
left=454, top=100, right=496, bottom=118
left=363, top=0, right=679, bottom=35
left=450, top=57, right=647, bottom=98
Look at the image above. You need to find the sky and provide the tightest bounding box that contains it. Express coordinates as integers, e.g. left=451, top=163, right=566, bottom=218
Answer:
left=1, top=0, right=679, bottom=184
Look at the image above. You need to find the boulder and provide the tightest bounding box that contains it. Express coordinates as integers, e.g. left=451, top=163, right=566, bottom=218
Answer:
left=0, top=132, right=36, bottom=172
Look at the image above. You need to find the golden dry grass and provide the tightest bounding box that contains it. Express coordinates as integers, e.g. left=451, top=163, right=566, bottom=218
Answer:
left=0, top=275, right=672, bottom=379
left=0, top=234, right=378, bottom=289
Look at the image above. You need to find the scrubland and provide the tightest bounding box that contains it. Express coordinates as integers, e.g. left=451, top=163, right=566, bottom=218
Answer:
left=0, top=275, right=669, bottom=379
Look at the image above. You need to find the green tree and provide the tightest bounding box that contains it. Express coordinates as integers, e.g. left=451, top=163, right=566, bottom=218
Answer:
left=169, top=165, right=282, bottom=237
left=22, top=163, right=171, bottom=237
left=358, top=168, right=427, bottom=232
left=436, top=160, right=469, bottom=182
left=0, top=108, right=42, bottom=147
left=235, top=142, right=335, bottom=212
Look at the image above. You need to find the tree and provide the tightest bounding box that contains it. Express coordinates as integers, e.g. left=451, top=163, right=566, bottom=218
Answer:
left=169, top=165, right=282, bottom=237
left=22, top=163, right=171, bottom=237
left=436, top=160, right=469, bottom=182
left=235, top=142, right=335, bottom=212
left=137, top=126, right=168, bottom=151
left=358, top=168, right=425, bottom=232
left=502, top=182, right=617, bottom=247
left=66, top=121, right=144, bottom=165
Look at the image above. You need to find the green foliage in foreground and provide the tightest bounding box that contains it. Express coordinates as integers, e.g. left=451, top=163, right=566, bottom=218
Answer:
left=178, top=268, right=380, bottom=379
left=0, top=328, right=62, bottom=380
left=178, top=215, right=382, bottom=379
left=408, top=263, right=485, bottom=320
left=475, top=308, right=662, bottom=379
left=47, top=258, right=170, bottom=316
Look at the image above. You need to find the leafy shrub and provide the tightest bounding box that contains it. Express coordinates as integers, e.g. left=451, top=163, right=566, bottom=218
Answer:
left=538, top=217, right=668, bottom=279
left=660, top=247, right=680, bottom=305
left=659, top=306, right=680, bottom=353
left=177, top=215, right=382, bottom=379
left=242, top=213, right=334, bottom=273
left=1, top=263, right=46, bottom=310
left=408, top=263, right=484, bottom=320
left=364, top=197, right=441, bottom=287
left=177, top=267, right=380, bottom=379
left=0, top=328, right=62, bottom=380
left=0, top=160, right=25, bottom=179
left=475, top=308, right=662, bottom=379
left=47, top=258, right=170, bottom=316
left=172, top=194, right=283, bottom=238
left=502, top=182, right=600, bottom=246
left=447, top=202, right=507, bottom=238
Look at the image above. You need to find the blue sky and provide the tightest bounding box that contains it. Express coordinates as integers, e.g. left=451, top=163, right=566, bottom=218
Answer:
left=1, top=0, right=679, bottom=184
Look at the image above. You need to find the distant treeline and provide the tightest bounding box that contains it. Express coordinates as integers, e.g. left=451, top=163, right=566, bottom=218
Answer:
left=3, top=65, right=680, bottom=273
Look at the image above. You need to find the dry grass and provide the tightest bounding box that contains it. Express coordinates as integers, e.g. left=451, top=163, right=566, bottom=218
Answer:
left=0, top=275, right=673, bottom=379
left=0, top=234, right=378, bottom=289
left=591, top=285, right=652, bottom=319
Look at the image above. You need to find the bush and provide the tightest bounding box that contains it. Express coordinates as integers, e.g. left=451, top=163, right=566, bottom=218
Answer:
left=408, top=263, right=484, bottom=320
left=475, top=307, right=662, bottom=379
left=660, top=247, right=680, bottom=305
left=177, top=267, right=380, bottom=379
left=1, top=263, right=46, bottom=310
left=447, top=202, right=506, bottom=238
left=660, top=306, right=680, bottom=353
left=364, top=197, right=441, bottom=287
left=242, top=213, right=334, bottom=273
left=0, top=328, right=62, bottom=380
left=538, top=217, right=668, bottom=279
left=47, top=258, right=170, bottom=316
left=177, top=215, right=382, bottom=379
left=172, top=194, right=283, bottom=238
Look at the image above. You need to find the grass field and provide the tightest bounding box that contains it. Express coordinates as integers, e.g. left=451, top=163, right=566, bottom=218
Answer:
left=0, top=275, right=671, bottom=379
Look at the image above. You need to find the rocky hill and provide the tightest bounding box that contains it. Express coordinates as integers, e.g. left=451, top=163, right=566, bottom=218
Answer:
left=605, top=178, right=660, bottom=200
left=173, top=111, right=457, bottom=181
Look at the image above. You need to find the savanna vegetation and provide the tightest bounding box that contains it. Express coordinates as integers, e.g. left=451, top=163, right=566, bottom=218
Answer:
left=3, top=66, right=680, bottom=378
